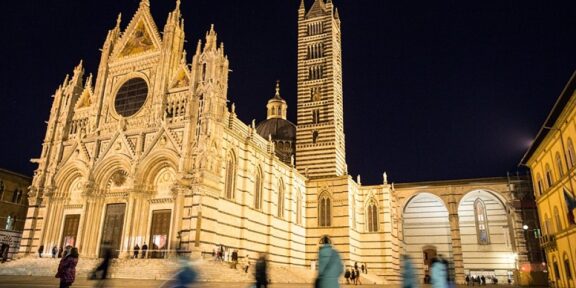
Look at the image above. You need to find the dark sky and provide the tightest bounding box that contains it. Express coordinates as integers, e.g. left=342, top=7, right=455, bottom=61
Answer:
left=1, top=0, right=575, bottom=184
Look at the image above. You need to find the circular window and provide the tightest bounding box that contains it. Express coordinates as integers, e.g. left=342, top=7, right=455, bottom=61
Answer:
left=114, top=78, right=148, bottom=117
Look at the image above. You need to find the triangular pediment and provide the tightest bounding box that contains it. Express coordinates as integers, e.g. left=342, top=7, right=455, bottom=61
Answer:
left=141, top=126, right=182, bottom=159
left=96, top=132, right=136, bottom=162
left=306, top=0, right=329, bottom=18
left=169, top=65, right=191, bottom=90
left=75, top=86, right=92, bottom=109
left=112, top=5, right=162, bottom=59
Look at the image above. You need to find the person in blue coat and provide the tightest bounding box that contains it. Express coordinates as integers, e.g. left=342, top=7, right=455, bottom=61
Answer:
left=402, top=254, right=418, bottom=288
left=430, top=257, right=448, bottom=288
left=317, top=235, right=343, bottom=288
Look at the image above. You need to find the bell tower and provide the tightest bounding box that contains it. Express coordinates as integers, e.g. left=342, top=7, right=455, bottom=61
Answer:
left=296, top=0, right=346, bottom=179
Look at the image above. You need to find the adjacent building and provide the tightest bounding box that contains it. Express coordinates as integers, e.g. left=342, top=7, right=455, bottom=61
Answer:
left=20, top=0, right=540, bottom=283
left=521, top=71, right=576, bottom=288
left=0, top=168, right=31, bottom=260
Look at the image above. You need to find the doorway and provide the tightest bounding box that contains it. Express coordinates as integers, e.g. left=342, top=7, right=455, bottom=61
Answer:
left=423, top=246, right=438, bottom=282
left=149, top=210, right=171, bottom=258
left=99, top=203, right=126, bottom=258
left=60, top=214, right=80, bottom=248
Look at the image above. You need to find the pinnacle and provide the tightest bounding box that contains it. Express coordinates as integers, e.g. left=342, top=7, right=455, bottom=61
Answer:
left=274, top=80, right=282, bottom=99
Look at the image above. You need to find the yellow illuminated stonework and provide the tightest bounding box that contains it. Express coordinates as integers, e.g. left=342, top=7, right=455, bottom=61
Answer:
left=522, top=72, right=576, bottom=288
left=19, top=0, right=537, bottom=284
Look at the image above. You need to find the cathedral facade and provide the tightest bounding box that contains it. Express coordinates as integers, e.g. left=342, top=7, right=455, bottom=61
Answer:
left=20, top=0, right=537, bottom=284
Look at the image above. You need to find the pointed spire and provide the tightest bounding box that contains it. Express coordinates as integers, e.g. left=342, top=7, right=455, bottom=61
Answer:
left=204, top=24, right=217, bottom=51
left=334, top=7, right=340, bottom=19
left=84, top=73, right=93, bottom=88
left=274, top=80, right=282, bottom=99
left=195, top=40, right=202, bottom=55
left=115, top=13, right=122, bottom=30
left=299, top=0, right=305, bottom=10
left=139, top=0, right=150, bottom=8
left=181, top=49, right=187, bottom=64
left=73, top=60, right=84, bottom=76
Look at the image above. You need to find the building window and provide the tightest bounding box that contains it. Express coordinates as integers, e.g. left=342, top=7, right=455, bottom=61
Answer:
left=535, top=174, right=543, bottom=196
left=5, top=215, right=14, bottom=230
left=318, top=192, right=331, bottom=227
left=277, top=179, right=285, bottom=218
left=311, top=87, right=321, bottom=101
left=554, top=206, right=562, bottom=233
left=11, top=189, right=22, bottom=204
left=296, top=191, right=302, bottom=225
left=254, top=167, right=263, bottom=210
left=545, top=164, right=554, bottom=187
left=308, top=65, right=324, bottom=80
left=366, top=199, right=378, bottom=232
left=0, top=180, right=4, bottom=201
left=553, top=257, right=561, bottom=282
left=474, top=198, right=490, bottom=244
left=312, top=131, right=319, bottom=144
left=225, top=152, right=236, bottom=199
left=565, top=254, right=573, bottom=279
left=307, top=22, right=323, bottom=36
left=556, top=152, right=564, bottom=177
left=569, top=138, right=576, bottom=168
left=312, top=109, right=320, bottom=123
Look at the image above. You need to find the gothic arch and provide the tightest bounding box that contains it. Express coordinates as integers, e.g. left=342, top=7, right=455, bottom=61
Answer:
left=54, top=162, right=87, bottom=198
left=457, top=188, right=509, bottom=212
left=137, top=149, right=179, bottom=186
left=365, top=197, right=379, bottom=232
left=92, top=154, right=132, bottom=191
left=224, top=149, right=237, bottom=199
left=401, top=192, right=448, bottom=213
left=318, top=190, right=332, bottom=227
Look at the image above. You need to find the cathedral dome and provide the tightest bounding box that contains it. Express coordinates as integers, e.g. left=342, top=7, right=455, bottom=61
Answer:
left=256, top=117, right=296, bottom=141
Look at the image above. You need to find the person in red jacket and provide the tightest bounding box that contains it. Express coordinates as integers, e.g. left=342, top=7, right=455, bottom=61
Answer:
left=55, top=246, right=79, bottom=288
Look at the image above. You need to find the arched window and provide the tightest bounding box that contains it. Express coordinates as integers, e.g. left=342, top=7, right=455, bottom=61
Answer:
left=366, top=199, right=379, bottom=232
left=296, top=191, right=302, bottom=225
left=535, top=174, right=543, bottom=196
left=542, top=213, right=550, bottom=235
left=318, top=192, right=331, bottom=227
left=553, top=256, right=561, bottom=282
left=224, top=152, right=236, bottom=199
left=254, top=167, right=263, bottom=210
left=564, top=253, right=573, bottom=280
left=277, top=179, right=285, bottom=218
left=474, top=198, right=490, bottom=244
left=568, top=138, right=576, bottom=168
left=545, top=164, right=554, bottom=187
left=556, top=152, right=564, bottom=178
left=554, top=206, right=562, bottom=233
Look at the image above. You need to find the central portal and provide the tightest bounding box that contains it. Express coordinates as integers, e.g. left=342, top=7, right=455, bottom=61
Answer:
left=100, top=203, right=126, bottom=258
left=149, top=209, right=171, bottom=258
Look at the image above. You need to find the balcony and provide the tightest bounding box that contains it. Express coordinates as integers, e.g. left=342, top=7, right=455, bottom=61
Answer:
left=539, top=234, right=557, bottom=250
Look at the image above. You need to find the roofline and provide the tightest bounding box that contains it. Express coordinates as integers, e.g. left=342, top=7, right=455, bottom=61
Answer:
left=394, top=176, right=526, bottom=188
left=0, top=168, right=32, bottom=180
left=519, top=70, right=576, bottom=166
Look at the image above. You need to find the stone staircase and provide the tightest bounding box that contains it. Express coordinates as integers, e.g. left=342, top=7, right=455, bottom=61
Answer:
left=0, top=256, right=315, bottom=283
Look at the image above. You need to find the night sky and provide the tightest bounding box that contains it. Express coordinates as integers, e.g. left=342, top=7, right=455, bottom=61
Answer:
left=1, top=0, right=575, bottom=184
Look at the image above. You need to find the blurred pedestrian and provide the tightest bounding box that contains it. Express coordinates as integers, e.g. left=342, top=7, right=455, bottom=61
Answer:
left=133, top=244, right=140, bottom=259
left=350, top=268, right=356, bottom=285
left=92, top=247, right=112, bottom=288
left=52, top=246, right=57, bottom=258
left=55, top=246, right=78, bottom=288
left=170, top=257, right=197, bottom=288
left=355, top=267, right=362, bottom=285
left=316, top=235, right=343, bottom=288
left=430, top=257, right=448, bottom=288
left=38, top=245, right=44, bottom=258
left=58, top=246, right=63, bottom=258
left=255, top=253, right=268, bottom=288
left=242, top=254, right=251, bottom=273
left=402, top=254, right=417, bottom=288
left=141, top=243, right=148, bottom=259
left=344, top=268, right=351, bottom=284
left=361, top=264, right=365, bottom=274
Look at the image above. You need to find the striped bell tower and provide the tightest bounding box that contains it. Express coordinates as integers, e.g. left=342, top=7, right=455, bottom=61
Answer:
left=296, top=0, right=346, bottom=179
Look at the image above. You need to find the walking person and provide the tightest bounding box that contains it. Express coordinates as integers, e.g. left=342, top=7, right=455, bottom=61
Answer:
left=38, top=245, right=44, bottom=258
left=55, top=246, right=78, bottom=288
left=141, top=243, right=148, bottom=259
left=133, top=244, right=140, bottom=259
left=316, top=235, right=343, bottom=288
left=430, top=257, right=448, bottom=288
left=350, top=268, right=356, bottom=285
left=355, top=267, right=362, bottom=285
left=344, top=268, right=351, bottom=284
left=254, top=253, right=268, bottom=288
left=401, top=254, right=417, bottom=288
left=58, top=246, right=63, bottom=258
left=52, top=246, right=58, bottom=258
left=92, top=247, right=112, bottom=288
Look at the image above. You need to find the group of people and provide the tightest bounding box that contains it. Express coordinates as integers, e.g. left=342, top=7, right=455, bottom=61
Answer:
left=344, top=262, right=365, bottom=285
left=465, top=274, right=499, bottom=286
left=402, top=254, right=453, bottom=288
left=132, top=243, right=149, bottom=259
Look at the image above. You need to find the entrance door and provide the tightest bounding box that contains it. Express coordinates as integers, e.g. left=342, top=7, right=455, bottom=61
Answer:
left=61, top=214, right=80, bottom=248
left=423, top=246, right=437, bottom=282
left=149, top=210, right=171, bottom=258
left=100, top=203, right=126, bottom=258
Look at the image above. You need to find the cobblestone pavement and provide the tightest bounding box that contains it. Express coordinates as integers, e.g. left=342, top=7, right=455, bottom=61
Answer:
left=0, top=276, right=392, bottom=288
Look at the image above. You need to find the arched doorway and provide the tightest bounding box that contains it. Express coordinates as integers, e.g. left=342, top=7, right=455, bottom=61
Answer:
left=402, top=193, right=451, bottom=283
